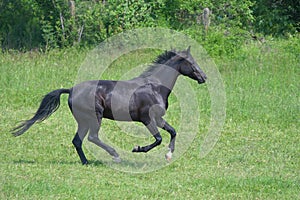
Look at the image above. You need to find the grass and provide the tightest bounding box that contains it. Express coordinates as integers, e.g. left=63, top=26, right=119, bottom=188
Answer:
left=0, top=38, right=299, bottom=199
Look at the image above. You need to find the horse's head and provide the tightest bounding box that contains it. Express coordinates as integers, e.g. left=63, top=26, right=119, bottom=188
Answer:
left=175, top=46, right=207, bottom=84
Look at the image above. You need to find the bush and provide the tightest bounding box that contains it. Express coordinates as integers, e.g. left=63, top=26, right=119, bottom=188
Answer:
left=0, top=0, right=43, bottom=50
left=253, top=0, right=299, bottom=36
left=0, top=0, right=299, bottom=51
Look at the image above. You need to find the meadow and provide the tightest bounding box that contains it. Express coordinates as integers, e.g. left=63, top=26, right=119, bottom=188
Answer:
left=0, top=38, right=299, bottom=199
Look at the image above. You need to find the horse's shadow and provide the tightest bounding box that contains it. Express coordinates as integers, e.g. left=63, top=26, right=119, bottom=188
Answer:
left=13, top=159, right=35, bottom=164
left=12, top=159, right=104, bottom=166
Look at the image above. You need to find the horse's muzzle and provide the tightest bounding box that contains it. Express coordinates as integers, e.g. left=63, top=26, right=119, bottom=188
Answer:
left=197, top=78, right=206, bottom=84
left=196, top=72, right=207, bottom=84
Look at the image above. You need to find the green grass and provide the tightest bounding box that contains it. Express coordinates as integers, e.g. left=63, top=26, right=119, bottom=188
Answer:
left=0, top=38, right=299, bottom=199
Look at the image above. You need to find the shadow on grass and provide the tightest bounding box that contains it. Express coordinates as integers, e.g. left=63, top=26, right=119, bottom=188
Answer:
left=12, top=159, right=104, bottom=166
left=13, top=159, right=35, bottom=164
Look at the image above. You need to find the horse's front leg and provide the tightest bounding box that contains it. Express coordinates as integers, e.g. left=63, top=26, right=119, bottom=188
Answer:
left=157, top=119, right=176, bottom=161
left=132, top=120, right=162, bottom=153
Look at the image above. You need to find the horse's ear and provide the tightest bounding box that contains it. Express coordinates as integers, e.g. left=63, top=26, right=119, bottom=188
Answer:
left=187, top=46, right=191, bottom=54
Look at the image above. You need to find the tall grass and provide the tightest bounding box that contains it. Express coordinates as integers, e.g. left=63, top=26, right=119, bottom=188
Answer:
left=0, top=38, right=299, bottom=199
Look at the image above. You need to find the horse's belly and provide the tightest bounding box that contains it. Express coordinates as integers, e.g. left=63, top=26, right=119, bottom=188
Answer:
left=103, top=107, right=138, bottom=122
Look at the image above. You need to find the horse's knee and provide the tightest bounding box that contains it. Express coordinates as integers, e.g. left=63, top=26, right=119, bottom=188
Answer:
left=87, top=135, right=95, bottom=143
left=165, top=126, right=176, bottom=138
left=155, top=134, right=162, bottom=145
left=170, top=129, right=176, bottom=138
left=72, top=133, right=82, bottom=148
left=88, top=134, right=101, bottom=144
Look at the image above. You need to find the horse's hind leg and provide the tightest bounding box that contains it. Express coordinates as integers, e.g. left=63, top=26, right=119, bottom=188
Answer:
left=87, top=117, right=121, bottom=163
left=72, top=124, right=89, bottom=165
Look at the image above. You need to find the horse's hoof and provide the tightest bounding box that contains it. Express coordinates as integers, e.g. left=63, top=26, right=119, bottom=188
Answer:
left=82, top=160, right=89, bottom=165
left=113, top=156, right=121, bottom=163
left=132, top=146, right=140, bottom=152
left=165, top=151, right=172, bottom=162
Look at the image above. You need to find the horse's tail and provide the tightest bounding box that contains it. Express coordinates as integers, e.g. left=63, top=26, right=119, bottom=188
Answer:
left=12, top=88, right=70, bottom=137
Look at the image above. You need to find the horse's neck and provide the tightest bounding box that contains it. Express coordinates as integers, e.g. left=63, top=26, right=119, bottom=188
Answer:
left=154, top=60, right=180, bottom=90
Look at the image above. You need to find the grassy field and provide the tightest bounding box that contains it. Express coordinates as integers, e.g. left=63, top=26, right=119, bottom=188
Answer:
left=0, top=38, right=299, bottom=199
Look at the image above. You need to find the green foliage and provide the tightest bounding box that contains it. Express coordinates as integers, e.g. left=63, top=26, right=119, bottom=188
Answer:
left=200, top=27, right=249, bottom=57
left=253, top=0, right=299, bottom=36
left=162, top=0, right=254, bottom=30
left=103, top=0, right=165, bottom=35
left=0, top=0, right=299, bottom=50
left=0, top=0, right=43, bottom=49
left=159, top=0, right=256, bottom=57
left=72, top=2, right=106, bottom=46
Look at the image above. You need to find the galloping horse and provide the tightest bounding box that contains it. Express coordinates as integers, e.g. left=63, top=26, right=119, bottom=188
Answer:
left=12, top=47, right=207, bottom=164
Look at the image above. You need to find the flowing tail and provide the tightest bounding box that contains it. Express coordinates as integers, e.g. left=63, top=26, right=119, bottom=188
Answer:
left=12, top=88, right=70, bottom=137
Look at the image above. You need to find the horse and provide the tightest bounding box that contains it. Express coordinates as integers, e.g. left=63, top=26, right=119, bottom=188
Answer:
left=12, top=46, right=207, bottom=165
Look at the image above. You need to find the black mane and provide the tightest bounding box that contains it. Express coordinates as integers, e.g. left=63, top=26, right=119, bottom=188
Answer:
left=138, top=50, right=177, bottom=78
left=154, top=50, right=177, bottom=64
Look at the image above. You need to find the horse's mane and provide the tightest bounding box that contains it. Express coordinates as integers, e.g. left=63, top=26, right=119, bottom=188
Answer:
left=154, top=50, right=177, bottom=64
left=138, top=50, right=177, bottom=78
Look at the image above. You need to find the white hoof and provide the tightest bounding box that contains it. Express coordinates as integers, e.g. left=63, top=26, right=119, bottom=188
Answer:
left=165, top=151, right=172, bottom=162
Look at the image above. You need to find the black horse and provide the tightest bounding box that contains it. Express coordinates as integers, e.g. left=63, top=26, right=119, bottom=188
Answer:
left=12, top=47, right=207, bottom=164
